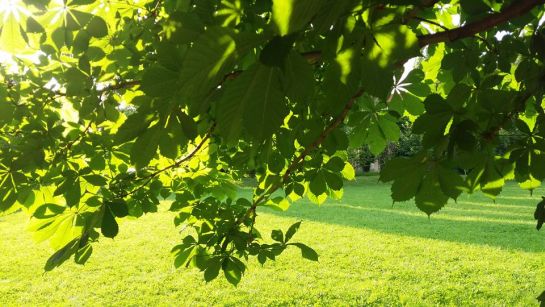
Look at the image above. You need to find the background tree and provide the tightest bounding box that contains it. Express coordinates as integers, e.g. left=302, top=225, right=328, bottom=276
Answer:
left=348, top=118, right=422, bottom=173
left=1, top=0, right=545, bottom=285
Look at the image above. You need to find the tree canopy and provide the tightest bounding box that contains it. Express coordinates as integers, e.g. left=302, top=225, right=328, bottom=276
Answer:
left=1, top=0, right=545, bottom=285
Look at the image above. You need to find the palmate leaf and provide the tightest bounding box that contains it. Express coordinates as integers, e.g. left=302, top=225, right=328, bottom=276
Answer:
left=28, top=204, right=83, bottom=250
left=178, top=27, right=238, bottom=104
left=349, top=97, right=401, bottom=154
left=361, top=24, right=420, bottom=99
left=412, top=94, right=454, bottom=147
left=216, top=63, right=287, bottom=143
left=381, top=154, right=463, bottom=214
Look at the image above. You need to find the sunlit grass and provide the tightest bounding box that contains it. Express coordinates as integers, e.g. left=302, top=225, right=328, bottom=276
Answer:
left=1, top=176, right=545, bottom=305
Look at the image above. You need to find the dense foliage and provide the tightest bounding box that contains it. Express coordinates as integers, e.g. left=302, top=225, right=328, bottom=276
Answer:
left=1, top=0, right=545, bottom=285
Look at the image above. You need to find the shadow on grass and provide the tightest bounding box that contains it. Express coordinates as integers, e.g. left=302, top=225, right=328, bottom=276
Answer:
left=264, top=203, right=545, bottom=252
left=261, top=177, right=545, bottom=253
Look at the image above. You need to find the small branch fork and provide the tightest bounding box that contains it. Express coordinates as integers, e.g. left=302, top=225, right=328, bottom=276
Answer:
left=51, top=121, right=93, bottom=163
left=119, top=127, right=214, bottom=198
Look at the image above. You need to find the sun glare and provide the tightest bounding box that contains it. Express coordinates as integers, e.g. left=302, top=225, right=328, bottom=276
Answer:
left=0, top=0, right=30, bottom=23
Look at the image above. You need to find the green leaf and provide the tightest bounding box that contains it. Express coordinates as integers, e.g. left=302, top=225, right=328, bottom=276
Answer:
left=0, top=183, right=18, bottom=213
left=446, top=83, right=472, bottom=110
left=460, top=0, right=489, bottom=16
left=74, top=244, right=93, bottom=265
left=531, top=152, right=545, bottom=181
left=367, top=115, right=400, bottom=155
left=284, top=221, right=301, bottom=242
left=173, top=243, right=197, bottom=268
left=140, top=65, right=179, bottom=97
left=159, top=131, right=179, bottom=159
left=89, top=156, right=106, bottom=170
left=83, top=174, right=107, bottom=186
left=179, top=27, right=238, bottom=102
left=325, top=156, right=345, bottom=172
left=86, top=16, right=108, bottom=38
left=283, top=52, right=315, bottom=103
left=438, top=166, right=467, bottom=200
left=107, top=200, right=129, bottom=218
left=415, top=174, right=449, bottom=216
left=271, top=229, right=284, bottom=242
left=0, top=90, right=14, bottom=125
left=391, top=170, right=423, bottom=202
left=167, top=12, right=204, bottom=44
left=26, top=17, right=44, bottom=33
left=381, top=155, right=426, bottom=202
left=362, top=25, right=420, bottom=99
left=217, top=63, right=287, bottom=142
left=73, top=31, right=90, bottom=54
left=223, top=258, right=244, bottom=286
left=309, top=172, right=327, bottom=196
left=413, top=94, right=453, bottom=147
left=51, top=26, right=71, bottom=49
left=101, top=207, right=119, bottom=238
left=324, top=171, right=343, bottom=191
left=535, top=197, right=545, bottom=230
left=65, top=177, right=81, bottom=207
left=44, top=239, right=79, bottom=271
left=64, top=67, right=90, bottom=96
left=66, top=10, right=93, bottom=31
left=178, top=112, right=198, bottom=140
left=115, top=109, right=154, bottom=144
left=291, top=243, right=318, bottom=261
left=203, top=258, right=222, bottom=282
left=260, top=35, right=294, bottom=68
left=130, top=126, right=162, bottom=169
left=341, top=163, right=355, bottom=180
left=268, top=152, right=285, bottom=174
left=272, top=0, right=324, bottom=35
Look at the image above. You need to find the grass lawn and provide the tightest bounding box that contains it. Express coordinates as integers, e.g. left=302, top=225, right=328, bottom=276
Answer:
left=1, top=176, right=545, bottom=305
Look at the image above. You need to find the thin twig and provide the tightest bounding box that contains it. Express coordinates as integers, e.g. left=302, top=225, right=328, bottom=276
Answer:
left=97, top=80, right=140, bottom=94
left=413, top=16, right=450, bottom=31
left=119, top=127, right=214, bottom=198
left=52, top=121, right=93, bottom=162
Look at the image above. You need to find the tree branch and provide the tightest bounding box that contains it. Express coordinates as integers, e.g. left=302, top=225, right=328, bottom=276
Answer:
left=119, top=127, right=214, bottom=198
left=418, top=0, right=545, bottom=47
left=235, top=88, right=366, bottom=226
left=97, top=80, right=140, bottom=94
left=52, top=121, right=93, bottom=163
